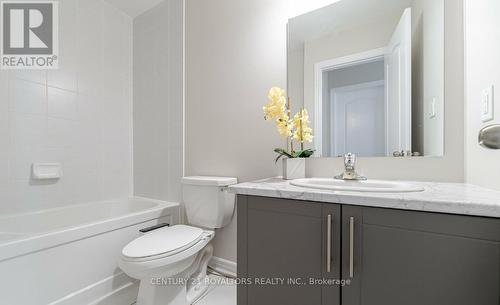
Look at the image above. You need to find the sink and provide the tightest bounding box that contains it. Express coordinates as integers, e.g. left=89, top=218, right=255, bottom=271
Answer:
left=290, top=178, right=424, bottom=193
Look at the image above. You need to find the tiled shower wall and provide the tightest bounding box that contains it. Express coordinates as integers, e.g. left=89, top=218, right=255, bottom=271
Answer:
left=133, top=0, right=184, bottom=203
left=0, top=0, right=133, bottom=215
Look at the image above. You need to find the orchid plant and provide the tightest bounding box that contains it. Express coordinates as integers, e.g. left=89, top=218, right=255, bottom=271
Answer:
left=263, top=87, right=315, bottom=163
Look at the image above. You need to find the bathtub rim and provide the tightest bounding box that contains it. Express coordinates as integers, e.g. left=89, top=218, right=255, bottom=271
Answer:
left=0, top=197, right=180, bottom=262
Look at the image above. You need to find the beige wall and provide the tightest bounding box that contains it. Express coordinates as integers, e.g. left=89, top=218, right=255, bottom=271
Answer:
left=464, top=0, right=500, bottom=190
left=186, top=0, right=464, bottom=262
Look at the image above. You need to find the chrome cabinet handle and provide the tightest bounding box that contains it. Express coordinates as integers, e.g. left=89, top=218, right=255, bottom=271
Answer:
left=326, top=214, right=332, bottom=272
left=349, top=217, right=354, bottom=278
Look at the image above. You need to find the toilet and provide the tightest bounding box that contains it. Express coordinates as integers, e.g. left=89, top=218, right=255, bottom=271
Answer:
left=119, top=176, right=237, bottom=305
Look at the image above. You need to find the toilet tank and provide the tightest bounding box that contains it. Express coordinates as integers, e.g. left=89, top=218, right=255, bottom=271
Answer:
left=181, top=176, right=238, bottom=229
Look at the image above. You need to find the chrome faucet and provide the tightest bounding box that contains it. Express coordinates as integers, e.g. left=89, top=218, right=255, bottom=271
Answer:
left=334, top=153, right=367, bottom=181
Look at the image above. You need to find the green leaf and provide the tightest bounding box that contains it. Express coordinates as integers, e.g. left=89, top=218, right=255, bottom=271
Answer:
left=273, top=148, right=294, bottom=164
left=273, top=148, right=293, bottom=158
left=274, top=154, right=285, bottom=164
left=273, top=148, right=314, bottom=164
left=295, top=149, right=315, bottom=158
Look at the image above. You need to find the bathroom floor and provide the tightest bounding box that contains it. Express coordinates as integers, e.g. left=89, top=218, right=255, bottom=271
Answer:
left=129, top=275, right=235, bottom=305
left=195, top=275, right=236, bottom=305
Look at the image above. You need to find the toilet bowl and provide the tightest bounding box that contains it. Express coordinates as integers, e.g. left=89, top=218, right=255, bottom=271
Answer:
left=119, top=176, right=237, bottom=305
left=119, top=225, right=215, bottom=305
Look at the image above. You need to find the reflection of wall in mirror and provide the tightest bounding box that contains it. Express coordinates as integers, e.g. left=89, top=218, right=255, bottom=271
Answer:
left=411, top=0, right=445, bottom=156
left=287, top=45, right=305, bottom=115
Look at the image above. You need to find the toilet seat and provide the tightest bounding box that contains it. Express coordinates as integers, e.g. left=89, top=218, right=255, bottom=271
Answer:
left=122, top=225, right=206, bottom=262
left=119, top=227, right=214, bottom=280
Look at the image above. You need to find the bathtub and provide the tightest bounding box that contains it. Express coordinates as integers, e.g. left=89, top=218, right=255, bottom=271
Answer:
left=0, top=197, right=180, bottom=305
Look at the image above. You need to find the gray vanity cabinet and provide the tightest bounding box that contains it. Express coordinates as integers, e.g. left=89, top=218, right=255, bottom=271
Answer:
left=237, top=195, right=500, bottom=305
left=342, top=205, right=500, bottom=305
left=237, top=195, right=341, bottom=305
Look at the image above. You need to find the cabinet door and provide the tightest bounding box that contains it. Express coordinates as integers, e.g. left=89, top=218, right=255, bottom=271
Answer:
left=342, top=205, right=500, bottom=305
left=237, top=195, right=340, bottom=305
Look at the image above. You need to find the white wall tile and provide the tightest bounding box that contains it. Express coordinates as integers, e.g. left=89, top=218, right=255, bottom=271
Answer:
left=9, top=79, right=47, bottom=116
left=11, top=70, right=47, bottom=85
left=76, top=94, right=100, bottom=123
left=8, top=114, right=46, bottom=182
left=168, top=148, right=183, bottom=202
left=48, top=87, right=78, bottom=120
left=8, top=145, right=42, bottom=182
left=48, top=0, right=78, bottom=92
left=74, top=171, right=102, bottom=203
left=0, top=185, right=9, bottom=215
left=0, top=0, right=133, bottom=216
left=48, top=59, right=78, bottom=92
left=0, top=72, right=9, bottom=185
left=76, top=3, right=103, bottom=98
left=77, top=0, right=102, bottom=12
left=6, top=181, right=49, bottom=214
left=47, top=118, right=77, bottom=149
left=9, top=114, right=47, bottom=148
left=133, top=1, right=183, bottom=203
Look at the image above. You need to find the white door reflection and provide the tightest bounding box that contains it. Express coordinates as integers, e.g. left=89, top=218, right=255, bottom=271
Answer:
left=330, top=80, right=385, bottom=157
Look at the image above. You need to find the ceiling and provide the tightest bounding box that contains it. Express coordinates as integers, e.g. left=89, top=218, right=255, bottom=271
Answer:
left=105, top=0, right=166, bottom=18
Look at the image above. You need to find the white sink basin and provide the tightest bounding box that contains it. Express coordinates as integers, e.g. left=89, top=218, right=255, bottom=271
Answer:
left=290, top=178, right=424, bottom=193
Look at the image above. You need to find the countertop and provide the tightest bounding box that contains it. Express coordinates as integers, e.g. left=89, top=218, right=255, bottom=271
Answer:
left=229, top=178, right=500, bottom=218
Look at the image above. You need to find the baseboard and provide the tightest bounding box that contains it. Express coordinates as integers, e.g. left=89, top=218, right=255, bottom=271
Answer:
left=209, top=256, right=237, bottom=278
left=48, top=272, right=138, bottom=305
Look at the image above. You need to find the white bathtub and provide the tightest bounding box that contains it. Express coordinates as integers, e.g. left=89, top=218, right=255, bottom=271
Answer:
left=0, top=197, right=180, bottom=305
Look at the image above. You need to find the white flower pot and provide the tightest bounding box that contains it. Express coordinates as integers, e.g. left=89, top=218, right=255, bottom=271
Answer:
left=282, top=158, right=306, bottom=180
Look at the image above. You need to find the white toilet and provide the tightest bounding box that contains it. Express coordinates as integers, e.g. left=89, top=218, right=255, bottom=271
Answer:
left=119, top=176, right=237, bottom=305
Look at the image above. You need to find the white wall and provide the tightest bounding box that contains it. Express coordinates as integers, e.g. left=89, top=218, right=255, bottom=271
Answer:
left=464, top=0, right=500, bottom=190
left=186, top=0, right=463, bottom=263
left=0, top=0, right=133, bottom=215
left=133, top=0, right=184, bottom=202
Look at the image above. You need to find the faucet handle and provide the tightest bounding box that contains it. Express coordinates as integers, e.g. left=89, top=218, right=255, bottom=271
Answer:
left=335, top=153, right=366, bottom=181
left=344, top=153, right=356, bottom=168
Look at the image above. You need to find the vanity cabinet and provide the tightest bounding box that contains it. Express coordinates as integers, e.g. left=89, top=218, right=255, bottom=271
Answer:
left=237, top=195, right=341, bottom=305
left=342, top=205, right=500, bottom=305
left=237, top=195, right=500, bottom=305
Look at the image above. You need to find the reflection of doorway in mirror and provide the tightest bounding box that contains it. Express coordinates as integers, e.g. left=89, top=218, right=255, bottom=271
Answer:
left=313, top=8, right=412, bottom=157
left=314, top=48, right=386, bottom=157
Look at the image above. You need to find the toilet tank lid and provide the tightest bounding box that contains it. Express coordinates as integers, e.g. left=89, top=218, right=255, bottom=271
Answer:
left=182, top=176, right=238, bottom=186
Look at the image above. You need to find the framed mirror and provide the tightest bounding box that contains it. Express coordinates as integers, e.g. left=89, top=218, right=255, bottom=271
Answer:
left=287, top=0, right=444, bottom=158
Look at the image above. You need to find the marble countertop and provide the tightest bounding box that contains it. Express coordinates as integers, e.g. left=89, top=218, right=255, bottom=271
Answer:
left=229, top=178, right=500, bottom=218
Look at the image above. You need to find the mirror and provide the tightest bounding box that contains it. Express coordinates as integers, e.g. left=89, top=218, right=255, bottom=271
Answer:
left=288, top=0, right=444, bottom=157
